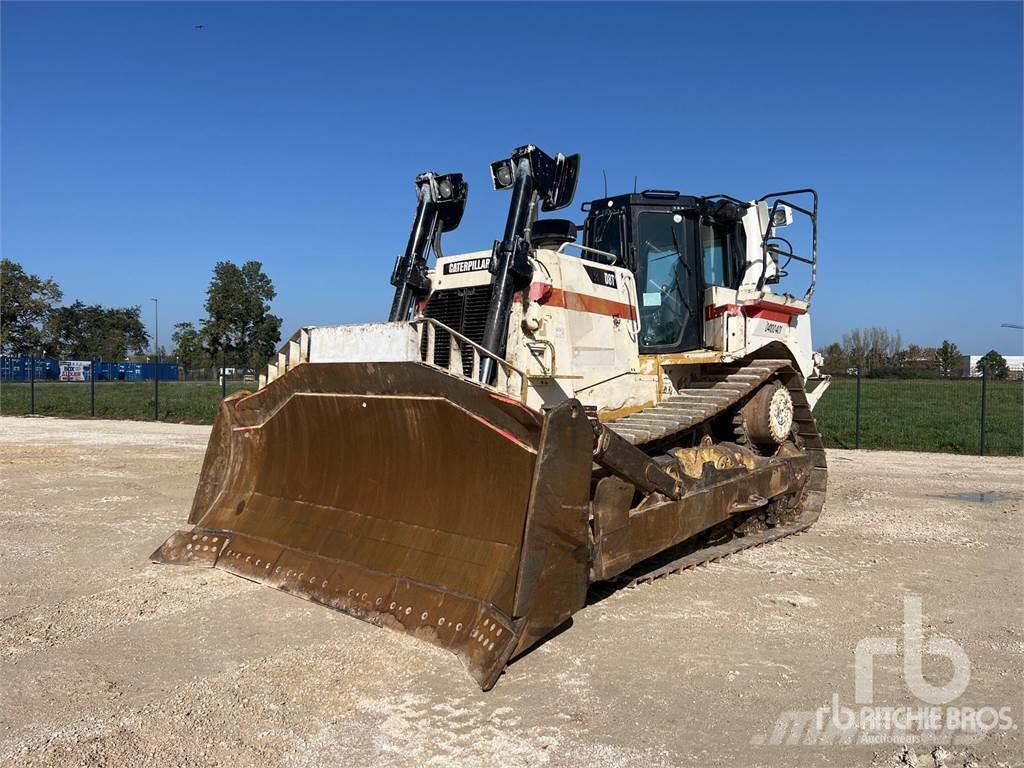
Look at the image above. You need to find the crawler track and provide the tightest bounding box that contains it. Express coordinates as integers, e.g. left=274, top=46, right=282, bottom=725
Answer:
left=606, top=359, right=827, bottom=588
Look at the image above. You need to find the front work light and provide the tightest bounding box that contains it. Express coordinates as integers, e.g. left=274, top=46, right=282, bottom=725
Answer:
left=490, top=159, right=514, bottom=190
left=771, top=204, right=793, bottom=227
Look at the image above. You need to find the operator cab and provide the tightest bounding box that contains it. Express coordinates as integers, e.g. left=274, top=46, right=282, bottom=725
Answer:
left=580, top=190, right=749, bottom=355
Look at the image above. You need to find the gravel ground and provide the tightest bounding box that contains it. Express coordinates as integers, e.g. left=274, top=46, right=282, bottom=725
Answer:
left=1, top=416, right=1021, bottom=768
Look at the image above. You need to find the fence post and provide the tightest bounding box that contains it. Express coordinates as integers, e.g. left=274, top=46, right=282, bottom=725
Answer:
left=91, top=359, right=96, bottom=417
left=979, top=363, right=988, bottom=457
left=153, top=356, right=160, bottom=422
left=854, top=366, right=862, bottom=449
left=221, top=357, right=227, bottom=400
left=30, top=354, right=36, bottom=415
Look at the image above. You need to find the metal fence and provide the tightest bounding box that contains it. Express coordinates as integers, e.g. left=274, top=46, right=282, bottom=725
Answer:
left=2, top=358, right=1021, bottom=456
left=813, top=369, right=1023, bottom=456
left=0, top=358, right=257, bottom=424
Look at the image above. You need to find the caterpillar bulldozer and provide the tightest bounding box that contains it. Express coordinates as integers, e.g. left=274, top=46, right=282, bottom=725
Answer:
left=152, top=145, right=830, bottom=690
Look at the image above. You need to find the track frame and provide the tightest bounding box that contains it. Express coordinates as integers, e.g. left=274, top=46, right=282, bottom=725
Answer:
left=599, top=359, right=827, bottom=588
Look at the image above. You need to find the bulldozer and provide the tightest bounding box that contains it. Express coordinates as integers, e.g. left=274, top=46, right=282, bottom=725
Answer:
left=152, top=145, right=830, bottom=690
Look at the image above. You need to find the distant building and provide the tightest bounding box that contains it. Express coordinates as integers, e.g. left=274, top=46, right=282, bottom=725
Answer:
left=962, top=354, right=1024, bottom=379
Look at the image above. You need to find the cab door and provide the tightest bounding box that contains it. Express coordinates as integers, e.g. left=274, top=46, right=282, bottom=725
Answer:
left=632, top=209, right=703, bottom=353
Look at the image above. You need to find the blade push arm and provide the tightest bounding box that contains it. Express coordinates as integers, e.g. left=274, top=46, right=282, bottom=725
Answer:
left=478, top=145, right=579, bottom=382
left=388, top=172, right=468, bottom=322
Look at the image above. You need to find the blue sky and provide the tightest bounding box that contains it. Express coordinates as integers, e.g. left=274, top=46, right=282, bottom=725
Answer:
left=3, top=2, right=1022, bottom=355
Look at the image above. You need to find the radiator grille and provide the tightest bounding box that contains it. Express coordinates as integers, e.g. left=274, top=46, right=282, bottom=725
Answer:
left=421, top=285, right=493, bottom=373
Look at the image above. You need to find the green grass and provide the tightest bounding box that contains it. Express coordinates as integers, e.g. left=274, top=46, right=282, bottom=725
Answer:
left=3, top=377, right=1021, bottom=457
left=0, top=381, right=257, bottom=424
left=814, top=377, right=1023, bottom=456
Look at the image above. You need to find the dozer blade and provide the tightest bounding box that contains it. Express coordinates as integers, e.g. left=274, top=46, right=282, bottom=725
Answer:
left=151, top=362, right=594, bottom=689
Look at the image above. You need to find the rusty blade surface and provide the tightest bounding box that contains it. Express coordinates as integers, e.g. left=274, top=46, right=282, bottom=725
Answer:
left=151, top=362, right=591, bottom=689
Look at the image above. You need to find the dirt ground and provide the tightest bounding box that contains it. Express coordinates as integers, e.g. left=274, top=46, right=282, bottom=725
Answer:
left=1, top=417, right=1021, bottom=768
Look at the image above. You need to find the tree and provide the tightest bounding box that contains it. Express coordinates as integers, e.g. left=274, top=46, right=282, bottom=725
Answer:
left=171, top=321, right=206, bottom=375
left=912, top=346, right=939, bottom=369
left=0, top=259, right=63, bottom=355
left=106, top=306, right=150, bottom=359
left=840, top=327, right=903, bottom=371
left=44, top=301, right=149, bottom=360
left=818, top=342, right=849, bottom=374
left=976, top=350, right=1009, bottom=379
left=935, top=339, right=962, bottom=378
left=200, top=261, right=281, bottom=369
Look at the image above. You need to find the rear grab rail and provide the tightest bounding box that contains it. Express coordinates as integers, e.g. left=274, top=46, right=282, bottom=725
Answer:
left=557, top=240, right=619, bottom=266
left=411, top=316, right=529, bottom=403
left=756, top=188, right=818, bottom=302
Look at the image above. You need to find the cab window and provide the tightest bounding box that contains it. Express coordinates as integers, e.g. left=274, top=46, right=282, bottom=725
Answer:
left=586, top=212, right=623, bottom=264
left=701, top=221, right=747, bottom=288
left=637, top=211, right=694, bottom=348
left=701, top=222, right=726, bottom=286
